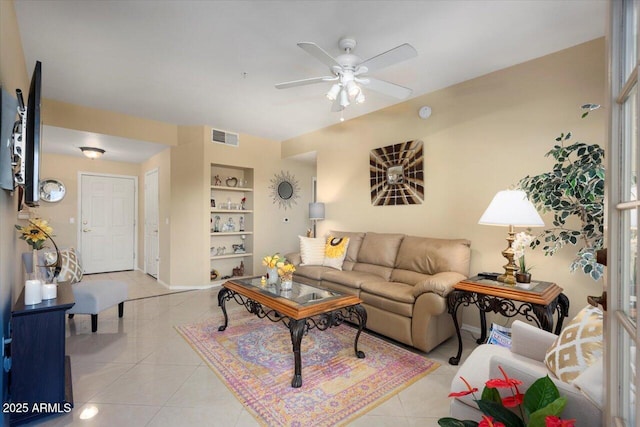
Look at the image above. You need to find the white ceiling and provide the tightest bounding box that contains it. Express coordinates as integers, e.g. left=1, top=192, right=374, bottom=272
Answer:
left=14, top=0, right=606, bottom=162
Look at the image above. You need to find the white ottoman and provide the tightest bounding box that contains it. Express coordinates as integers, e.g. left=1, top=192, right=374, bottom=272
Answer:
left=66, top=280, right=129, bottom=332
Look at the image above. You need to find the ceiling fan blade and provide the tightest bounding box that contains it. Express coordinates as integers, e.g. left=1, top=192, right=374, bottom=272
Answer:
left=275, top=76, right=335, bottom=89
left=359, top=43, right=417, bottom=73
left=363, top=77, right=413, bottom=99
left=298, top=42, right=341, bottom=69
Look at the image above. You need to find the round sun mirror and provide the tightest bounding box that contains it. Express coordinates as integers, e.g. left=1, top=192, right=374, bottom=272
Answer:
left=278, top=181, right=294, bottom=200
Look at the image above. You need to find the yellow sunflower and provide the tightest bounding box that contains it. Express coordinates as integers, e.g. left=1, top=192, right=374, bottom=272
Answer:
left=15, top=219, right=54, bottom=250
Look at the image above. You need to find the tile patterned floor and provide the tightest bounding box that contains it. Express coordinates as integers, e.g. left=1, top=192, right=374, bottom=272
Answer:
left=26, top=271, right=477, bottom=427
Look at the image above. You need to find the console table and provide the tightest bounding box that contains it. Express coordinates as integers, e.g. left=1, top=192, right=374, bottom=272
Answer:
left=10, top=284, right=75, bottom=425
left=447, top=276, right=569, bottom=365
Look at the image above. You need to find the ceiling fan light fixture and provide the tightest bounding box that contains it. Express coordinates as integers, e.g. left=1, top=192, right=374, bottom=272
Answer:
left=345, top=80, right=360, bottom=98
left=339, top=89, right=350, bottom=108
left=80, top=147, right=105, bottom=159
left=326, top=83, right=341, bottom=101
left=355, top=91, right=365, bottom=104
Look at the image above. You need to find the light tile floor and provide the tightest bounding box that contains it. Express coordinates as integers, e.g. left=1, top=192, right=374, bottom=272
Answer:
left=27, top=271, right=478, bottom=427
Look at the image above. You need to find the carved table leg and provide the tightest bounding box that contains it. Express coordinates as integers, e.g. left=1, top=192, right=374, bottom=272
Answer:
left=448, top=291, right=463, bottom=365
left=478, top=307, right=487, bottom=344
left=217, top=288, right=230, bottom=331
left=289, top=319, right=306, bottom=388
left=351, top=304, right=367, bottom=359
left=555, top=293, right=570, bottom=334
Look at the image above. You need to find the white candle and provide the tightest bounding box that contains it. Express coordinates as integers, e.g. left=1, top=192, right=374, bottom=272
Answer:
left=42, top=283, right=57, bottom=300
left=24, top=279, right=42, bottom=305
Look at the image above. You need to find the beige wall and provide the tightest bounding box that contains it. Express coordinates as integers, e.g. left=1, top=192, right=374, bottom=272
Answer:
left=282, top=38, right=606, bottom=322
left=1, top=0, right=29, bottom=303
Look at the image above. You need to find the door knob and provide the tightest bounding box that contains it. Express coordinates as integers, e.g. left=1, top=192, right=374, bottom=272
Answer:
left=82, top=228, right=91, bottom=233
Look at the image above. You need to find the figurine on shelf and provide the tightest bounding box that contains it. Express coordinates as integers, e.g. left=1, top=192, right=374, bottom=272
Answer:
left=216, top=246, right=226, bottom=256
left=241, top=197, right=246, bottom=210
left=210, top=269, right=219, bottom=280
left=210, top=199, right=216, bottom=208
left=214, top=175, right=222, bottom=186
left=232, top=261, right=244, bottom=277
left=213, top=215, right=221, bottom=232
left=227, top=197, right=232, bottom=209
left=222, top=217, right=235, bottom=232
left=239, top=216, right=245, bottom=232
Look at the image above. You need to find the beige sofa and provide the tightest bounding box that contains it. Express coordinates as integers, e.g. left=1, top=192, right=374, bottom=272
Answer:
left=287, top=231, right=471, bottom=352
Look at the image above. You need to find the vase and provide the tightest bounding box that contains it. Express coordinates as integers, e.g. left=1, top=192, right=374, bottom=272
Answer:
left=267, top=267, right=278, bottom=284
left=516, top=272, right=531, bottom=284
left=280, top=276, right=293, bottom=290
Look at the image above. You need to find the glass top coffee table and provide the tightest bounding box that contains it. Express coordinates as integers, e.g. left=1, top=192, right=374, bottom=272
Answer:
left=217, top=277, right=367, bottom=388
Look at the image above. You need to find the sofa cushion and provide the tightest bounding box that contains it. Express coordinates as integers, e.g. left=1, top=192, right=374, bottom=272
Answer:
left=352, top=263, right=393, bottom=281
left=411, top=272, right=466, bottom=298
left=329, top=231, right=365, bottom=265
left=390, top=269, right=431, bottom=286
left=545, top=305, right=603, bottom=384
left=322, top=269, right=383, bottom=290
left=294, top=264, right=332, bottom=281
left=360, top=281, right=415, bottom=304
left=298, top=236, right=325, bottom=265
left=357, top=232, right=404, bottom=267
left=323, top=236, right=350, bottom=270
left=395, top=235, right=471, bottom=276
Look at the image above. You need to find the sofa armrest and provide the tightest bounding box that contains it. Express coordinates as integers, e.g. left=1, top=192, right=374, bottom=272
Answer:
left=284, top=252, right=302, bottom=266
left=412, top=272, right=466, bottom=298
left=511, top=320, right=556, bottom=361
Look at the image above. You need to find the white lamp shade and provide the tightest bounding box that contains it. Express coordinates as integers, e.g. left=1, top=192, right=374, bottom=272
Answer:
left=478, top=190, right=544, bottom=227
left=309, top=202, right=325, bottom=220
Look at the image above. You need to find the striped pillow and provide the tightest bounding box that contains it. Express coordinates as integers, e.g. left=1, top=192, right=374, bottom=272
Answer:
left=298, top=236, right=325, bottom=266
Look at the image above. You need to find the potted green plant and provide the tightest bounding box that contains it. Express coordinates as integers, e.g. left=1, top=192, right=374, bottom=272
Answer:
left=518, top=104, right=604, bottom=281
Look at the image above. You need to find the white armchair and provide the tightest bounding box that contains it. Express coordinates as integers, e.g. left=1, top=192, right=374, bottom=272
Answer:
left=450, top=320, right=603, bottom=426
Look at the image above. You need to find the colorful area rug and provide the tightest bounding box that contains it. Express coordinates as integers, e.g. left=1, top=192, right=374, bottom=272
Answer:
left=176, top=311, right=439, bottom=426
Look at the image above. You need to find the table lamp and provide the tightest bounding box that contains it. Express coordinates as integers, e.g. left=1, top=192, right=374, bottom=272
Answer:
left=478, top=190, right=544, bottom=285
left=309, top=202, right=325, bottom=238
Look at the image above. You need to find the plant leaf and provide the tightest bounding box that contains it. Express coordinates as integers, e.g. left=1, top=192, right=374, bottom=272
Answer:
left=527, top=397, right=568, bottom=427
left=438, top=418, right=479, bottom=427
left=476, top=400, right=525, bottom=427
left=523, top=375, right=560, bottom=414
left=481, top=387, right=502, bottom=404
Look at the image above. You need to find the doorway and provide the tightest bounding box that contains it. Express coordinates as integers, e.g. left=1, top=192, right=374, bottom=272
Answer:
left=144, top=169, right=159, bottom=278
left=79, top=173, right=136, bottom=274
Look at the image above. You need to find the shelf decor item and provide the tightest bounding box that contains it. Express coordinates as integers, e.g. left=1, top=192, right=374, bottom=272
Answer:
left=15, top=218, right=62, bottom=281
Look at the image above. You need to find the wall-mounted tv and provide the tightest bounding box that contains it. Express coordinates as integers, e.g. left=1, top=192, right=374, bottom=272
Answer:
left=23, top=61, right=42, bottom=207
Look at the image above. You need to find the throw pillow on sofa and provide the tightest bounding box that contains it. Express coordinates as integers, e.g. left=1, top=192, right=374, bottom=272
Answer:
left=323, top=236, right=350, bottom=270
left=545, top=304, right=603, bottom=383
left=298, top=236, right=325, bottom=265
left=55, top=248, right=84, bottom=285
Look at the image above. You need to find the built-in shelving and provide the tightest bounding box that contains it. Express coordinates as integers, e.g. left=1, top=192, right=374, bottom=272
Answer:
left=210, top=164, right=254, bottom=282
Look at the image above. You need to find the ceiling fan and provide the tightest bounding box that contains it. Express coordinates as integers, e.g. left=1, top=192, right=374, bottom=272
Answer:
left=275, top=37, right=417, bottom=112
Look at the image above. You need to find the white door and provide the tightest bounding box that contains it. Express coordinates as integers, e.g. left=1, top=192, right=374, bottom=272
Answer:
left=144, top=169, right=159, bottom=278
left=80, top=174, right=136, bottom=274
left=608, top=2, right=640, bottom=426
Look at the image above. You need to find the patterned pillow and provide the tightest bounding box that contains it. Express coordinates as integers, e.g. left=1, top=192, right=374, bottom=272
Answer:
left=545, top=305, right=603, bottom=383
left=298, top=236, right=325, bottom=265
left=55, top=248, right=84, bottom=285
left=323, top=236, right=350, bottom=270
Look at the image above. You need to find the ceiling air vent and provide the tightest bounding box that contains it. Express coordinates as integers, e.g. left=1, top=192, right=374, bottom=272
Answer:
left=211, top=128, right=239, bottom=147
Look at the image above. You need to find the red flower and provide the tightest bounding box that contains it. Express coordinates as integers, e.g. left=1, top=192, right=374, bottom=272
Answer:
left=479, top=415, right=506, bottom=427
left=545, top=416, right=576, bottom=427
left=448, top=376, right=478, bottom=397
left=501, top=393, right=524, bottom=407
left=486, top=366, right=523, bottom=389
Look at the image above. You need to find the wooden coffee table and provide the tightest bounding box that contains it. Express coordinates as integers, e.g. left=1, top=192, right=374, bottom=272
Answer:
left=217, top=277, right=367, bottom=388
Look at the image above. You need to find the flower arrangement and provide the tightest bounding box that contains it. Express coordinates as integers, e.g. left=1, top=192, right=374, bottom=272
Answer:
left=511, top=232, right=534, bottom=274
left=15, top=218, right=54, bottom=250
left=262, top=253, right=283, bottom=269
left=277, top=262, right=296, bottom=282
left=439, top=366, right=573, bottom=427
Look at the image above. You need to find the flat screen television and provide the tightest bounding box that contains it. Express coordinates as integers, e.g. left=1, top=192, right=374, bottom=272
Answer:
left=23, top=61, right=41, bottom=207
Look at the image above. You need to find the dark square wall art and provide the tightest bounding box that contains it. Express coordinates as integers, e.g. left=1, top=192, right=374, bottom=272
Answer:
left=369, top=140, right=424, bottom=206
